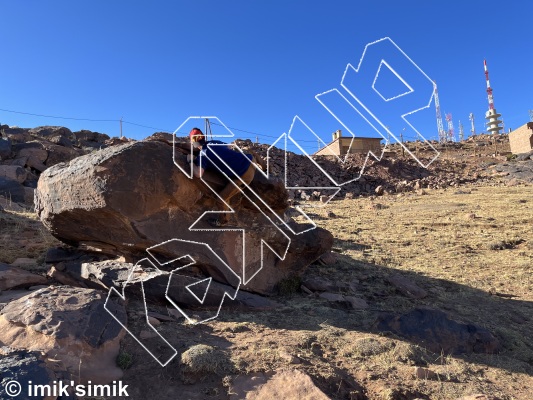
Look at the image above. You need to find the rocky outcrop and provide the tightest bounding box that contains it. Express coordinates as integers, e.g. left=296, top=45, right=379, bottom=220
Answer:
left=0, top=286, right=126, bottom=384
left=0, top=124, right=127, bottom=207
left=35, top=140, right=333, bottom=295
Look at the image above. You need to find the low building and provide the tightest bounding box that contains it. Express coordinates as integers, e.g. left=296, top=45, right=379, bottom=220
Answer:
left=314, top=130, right=382, bottom=156
left=509, top=122, right=533, bottom=154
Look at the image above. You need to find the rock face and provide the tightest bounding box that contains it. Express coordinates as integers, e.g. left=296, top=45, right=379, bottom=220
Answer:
left=0, top=286, right=127, bottom=384
left=373, top=307, right=501, bottom=355
left=35, top=140, right=333, bottom=295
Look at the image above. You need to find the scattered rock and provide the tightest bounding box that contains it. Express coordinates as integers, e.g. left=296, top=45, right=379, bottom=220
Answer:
left=373, top=307, right=501, bottom=355
left=0, top=263, right=47, bottom=290
left=367, top=202, right=387, bottom=210
left=455, top=395, right=499, bottom=400
left=279, top=351, right=301, bottom=364
left=344, top=295, right=369, bottom=309
left=506, top=177, right=520, bottom=186
left=414, top=366, right=438, bottom=380
left=375, top=185, right=384, bottom=195
left=56, top=259, right=281, bottom=311
left=301, top=276, right=337, bottom=292
left=319, top=292, right=345, bottom=302
left=387, top=273, right=428, bottom=299
left=10, top=258, right=39, bottom=268
left=229, top=369, right=329, bottom=400
left=317, top=251, right=338, bottom=265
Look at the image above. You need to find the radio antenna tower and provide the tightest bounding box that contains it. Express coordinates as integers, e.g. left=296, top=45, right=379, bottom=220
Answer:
left=469, top=113, right=476, bottom=136
left=446, top=113, right=455, bottom=142
left=484, top=60, right=503, bottom=134
left=458, top=120, right=464, bottom=141
left=433, top=81, right=447, bottom=143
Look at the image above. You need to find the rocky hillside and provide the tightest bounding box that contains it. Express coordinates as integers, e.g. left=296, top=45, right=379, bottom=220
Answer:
left=0, top=124, right=130, bottom=208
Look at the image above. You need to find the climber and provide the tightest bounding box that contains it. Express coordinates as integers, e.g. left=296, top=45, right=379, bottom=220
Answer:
left=187, top=127, right=266, bottom=227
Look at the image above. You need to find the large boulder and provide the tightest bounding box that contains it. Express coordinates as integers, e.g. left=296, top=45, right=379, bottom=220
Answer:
left=35, top=140, right=333, bottom=295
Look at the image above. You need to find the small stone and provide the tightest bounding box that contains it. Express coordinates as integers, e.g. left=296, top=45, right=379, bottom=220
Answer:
left=344, top=296, right=369, bottom=309
left=318, top=251, right=337, bottom=265
left=319, top=292, right=345, bottom=302
left=387, top=274, right=427, bottom=299
left=168, top=308, right=185, bottom=321
left=414, top=366, right=437, bottom=380
left=28, top=285, right=49, bottom=291
left=139, top=330, right=158, bottom=340
left=147, top=316, right=161, bottom=326
left=11, top=258, right=38, bottom=268
left=279, top=351, right=301, bottom=364
left=300, top=285, right=313, bottom=295
left=375, top=185, right=384, bottom=195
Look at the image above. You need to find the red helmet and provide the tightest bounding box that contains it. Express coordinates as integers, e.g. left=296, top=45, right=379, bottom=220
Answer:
left=189, top=128, right=205, bottom=142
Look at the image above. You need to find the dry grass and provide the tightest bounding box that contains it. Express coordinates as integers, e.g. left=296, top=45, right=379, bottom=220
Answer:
left=203, top=185, right=533, bottom=399
left=180, top=344, right=234, bottom=375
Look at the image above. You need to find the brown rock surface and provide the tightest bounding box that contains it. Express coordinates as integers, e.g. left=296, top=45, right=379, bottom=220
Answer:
left=35, top=140, right=333, bottom=295
left=229, top=370, right=330, bottom=400
left=0, top=263, right=47, bottom=290
left=0, top=285, right=127, bottom=384
left=373, top=307, right=501, bottom=355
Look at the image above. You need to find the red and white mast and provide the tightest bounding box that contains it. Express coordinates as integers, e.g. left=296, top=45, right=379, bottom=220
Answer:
left=484, top=60, right=503, bottom=134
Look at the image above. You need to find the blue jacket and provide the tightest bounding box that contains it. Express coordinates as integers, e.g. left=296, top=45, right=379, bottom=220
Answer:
left=195, top=140, right=253, bottom=178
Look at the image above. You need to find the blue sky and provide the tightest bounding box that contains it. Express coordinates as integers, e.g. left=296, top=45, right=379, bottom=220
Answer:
left=1, top=1, right=531, bottom=150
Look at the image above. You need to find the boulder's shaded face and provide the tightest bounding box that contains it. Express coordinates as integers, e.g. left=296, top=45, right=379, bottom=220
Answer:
left=35, top=140, right=333, bottom=294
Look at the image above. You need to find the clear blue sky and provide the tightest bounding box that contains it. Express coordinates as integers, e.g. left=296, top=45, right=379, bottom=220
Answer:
left=1, top=1, right=531, bottom=150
